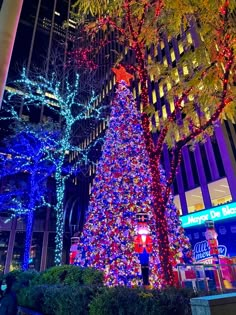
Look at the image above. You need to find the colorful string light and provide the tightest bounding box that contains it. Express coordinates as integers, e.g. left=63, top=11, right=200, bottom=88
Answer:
left=74, top=80, right=191, bottom=287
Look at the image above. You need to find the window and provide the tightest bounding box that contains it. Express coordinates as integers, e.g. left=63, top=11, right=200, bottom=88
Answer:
left=30, top=232, right=43, bottom=271
left=185, top=187, right=205, bottom=213
left=0, top=231, right=10, bottom=273
left=46, top=233, right=56, bottom=269
left=11, top=231, right=25, bottom=271
left=174, top=195, right=182, bottom=215
left=208, top=178, right=232, bottom=207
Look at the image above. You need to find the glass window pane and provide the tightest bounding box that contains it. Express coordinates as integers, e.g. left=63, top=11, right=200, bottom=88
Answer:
left=11, top=231, right=25, bottom=271
left=0, top=231, right=10, bottom=273
left=46, top=233, right=56, bottom=269
left=208, top=178, right=232, bottom=207
left=185, top=187, right=205, bottom=213
left=174, top=195, right=182, bottom=215
left=30, top=232, right=43, bottom=271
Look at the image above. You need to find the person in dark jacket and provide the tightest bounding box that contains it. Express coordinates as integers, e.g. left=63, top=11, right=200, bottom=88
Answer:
left=0, top=275, right=18, bottom=315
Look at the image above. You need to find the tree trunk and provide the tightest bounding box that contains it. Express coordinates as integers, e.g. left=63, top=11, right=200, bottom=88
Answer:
left=54, top=163, right=66, bottom=266
left=136, top=43, right=174, bottom=286
left=0, top=0, right=24, bottom=107
left=22, top=209, right=34, bottom=270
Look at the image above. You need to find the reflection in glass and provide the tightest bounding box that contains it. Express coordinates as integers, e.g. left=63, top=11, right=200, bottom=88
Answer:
left=29, top=232, right=43, bottom=271
left=11, top=231, right=25, bottom=271
left=46, top=233, right=56, bottom=269
left=0, top=231, right=10, bottom=273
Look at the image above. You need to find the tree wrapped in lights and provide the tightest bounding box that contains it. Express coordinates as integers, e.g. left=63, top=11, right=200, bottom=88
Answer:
left=0, top=123, right=57, bottom=270
left=74, top=70, right=191, bottom=287
left=3, top=71, right=106, bottom=265
left=73, top=0, right=235, bottom=286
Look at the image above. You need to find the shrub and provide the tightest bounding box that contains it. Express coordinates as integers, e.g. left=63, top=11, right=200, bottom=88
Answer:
left=11, top=270, right=39, bottom=293
left=81, top=267, right=104, bottom=285
left=156, top=287, right=199, bottom=315
left=17, top=285, right=48, bottom=312
left=89, top=287, right=198, bottom=315
left=32, top=265, right=103, bottom=286
left=89, top=287, right=160, bottom=315
left=42, top=284, right=98, bottom=315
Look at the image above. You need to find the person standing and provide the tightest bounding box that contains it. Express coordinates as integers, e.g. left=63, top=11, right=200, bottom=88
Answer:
left=0, top=275, right=18, bottom=315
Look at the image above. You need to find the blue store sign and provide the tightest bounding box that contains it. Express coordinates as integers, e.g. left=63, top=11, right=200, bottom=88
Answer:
left=180, top=202, right=236, bottom=228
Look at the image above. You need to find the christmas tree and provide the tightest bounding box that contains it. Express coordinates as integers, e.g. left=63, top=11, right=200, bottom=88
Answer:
left=74, top=67, right=191, bottom=286
left=74, top=70, right=161, bottom=287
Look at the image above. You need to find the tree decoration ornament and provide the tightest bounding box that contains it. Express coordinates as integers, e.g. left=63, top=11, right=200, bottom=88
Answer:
left=112, top=65, right=134, bottom=86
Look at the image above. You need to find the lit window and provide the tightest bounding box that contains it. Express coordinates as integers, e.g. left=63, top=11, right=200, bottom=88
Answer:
left=187, top=33, right=193, bottom=44
left=152, top=89, right=157, bottom=104
left=169, top=99, right=175, bottom=113
left=159, top=84, right=164, bottom=98
left=174, top=69, right=180, bottom=83
left=162, top=105, right=167, bottom=119
left=179, top=42, right=184, bottom=54
left=150, top=73, right=155, bottom=81
left=174, top=195, right=182, bottom=215
left=154, top=46, right=158, bottom=57
left=170, top=50, right=175, bottom=62
left=155, top=112, right=159, bottom=127
left=138, top=82, right=141, bottom=94
left=166, top=80, right=171, bottom=91
left=208, top=178, right=232, bottom=207
left=183, top=65, right=189, bottom=75
left=192, top=57, right=198, bottom=68
left=185, top=187, right=205, bottom=213
left=163, top=57, right=168, bottom=67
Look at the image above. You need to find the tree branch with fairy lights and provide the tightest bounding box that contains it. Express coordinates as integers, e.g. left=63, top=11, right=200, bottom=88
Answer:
left=2, top=70, right=106, bottom=266
left=0, top=122, right=58, bottom=269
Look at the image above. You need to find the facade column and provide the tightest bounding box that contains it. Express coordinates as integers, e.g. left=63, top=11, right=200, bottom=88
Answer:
left=4, top=218, right=17, bottom=274
left=0, top=0, right=24, bottom=107
left=176, top=171, right=188, bottom=215
left=194, top=145, right=212, bottom=208
left=40, top=207, right=50, bottom=271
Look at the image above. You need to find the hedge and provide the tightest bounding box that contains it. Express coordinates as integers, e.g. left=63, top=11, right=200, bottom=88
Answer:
left=5, top=266, right=207, bottom=315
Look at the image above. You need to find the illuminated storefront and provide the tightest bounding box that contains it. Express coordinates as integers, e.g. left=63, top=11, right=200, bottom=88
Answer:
left=180, top=202, right=236, bottom=263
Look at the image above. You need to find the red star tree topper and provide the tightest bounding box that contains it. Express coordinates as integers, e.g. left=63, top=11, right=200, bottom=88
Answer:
left=112, top=65, right=134, bottom=86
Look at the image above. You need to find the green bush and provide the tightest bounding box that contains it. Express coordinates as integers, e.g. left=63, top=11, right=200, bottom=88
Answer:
left=11, top=270, right=39, bottom=292
left=89, top=287, right=198, bottom=315
left=42, top=284, right=98, bottom=315
left=81, top=267, right=104, bottom=285
left=17, top=285, right=48, bottom=312
left=89, top=287, right=160, bottom=315
left=32, top=265, right=103, bottom=286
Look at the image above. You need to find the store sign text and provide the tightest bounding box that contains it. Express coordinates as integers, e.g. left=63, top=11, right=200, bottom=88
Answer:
left=193, top=240, right=227, bottom=261
left=180, top=202, right=236, bottom=228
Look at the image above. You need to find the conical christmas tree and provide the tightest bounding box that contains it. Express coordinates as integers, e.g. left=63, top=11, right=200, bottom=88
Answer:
left=75, top=75, right=161, bottom=287
left=74, top=67, right=192, bottom=287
